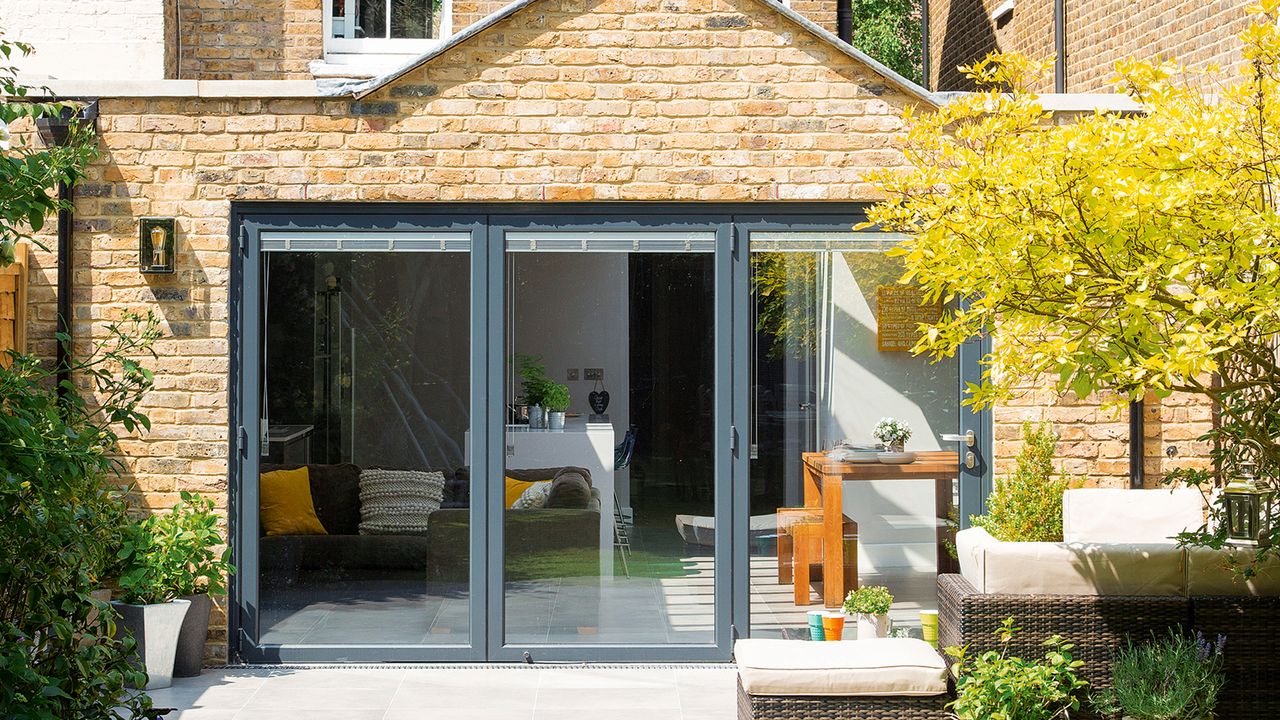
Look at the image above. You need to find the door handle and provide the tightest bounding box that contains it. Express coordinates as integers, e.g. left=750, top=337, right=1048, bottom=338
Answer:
left=942, top=431, right=975, bottom=448
left=964, top=451, right=976, bottom=469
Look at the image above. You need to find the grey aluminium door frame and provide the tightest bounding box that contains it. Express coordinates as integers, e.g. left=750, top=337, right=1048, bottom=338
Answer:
left=227, top=202, right=992, bottom=663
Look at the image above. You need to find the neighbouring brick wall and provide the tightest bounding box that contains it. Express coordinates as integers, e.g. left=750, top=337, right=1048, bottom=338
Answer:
left=21, top=0, right=922, bottom=662
left=929, top=0, right=1254, bottom=93
left=1065, top=0, right=1252, bottom=92
left=927, top=0, right=1054, bottom=91
left=790, top=0, right=838, bottom=34
left=177, top=0, right=322, bottom=79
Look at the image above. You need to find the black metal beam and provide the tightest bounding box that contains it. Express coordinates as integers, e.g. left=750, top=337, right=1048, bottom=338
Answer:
left=1054, top=0, right=1067, bottom=92
left=837, top=0, right=853, bottom=43
left=1130, top=399, right=1145, bottom=488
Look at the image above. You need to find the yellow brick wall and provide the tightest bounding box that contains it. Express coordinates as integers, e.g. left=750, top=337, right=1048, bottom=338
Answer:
left=178, top=0, right=322, bottom=79
left=928, top=0, right=1253, bottom=93
left=23, top=0, right=921, bottom=662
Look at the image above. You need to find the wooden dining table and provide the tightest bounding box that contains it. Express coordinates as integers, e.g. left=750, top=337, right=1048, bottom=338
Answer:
left=801, top=450, right=960, bottom=607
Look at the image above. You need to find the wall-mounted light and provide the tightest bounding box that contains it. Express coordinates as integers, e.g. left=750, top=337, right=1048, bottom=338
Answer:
left=139, top=217, right=176, bottom=274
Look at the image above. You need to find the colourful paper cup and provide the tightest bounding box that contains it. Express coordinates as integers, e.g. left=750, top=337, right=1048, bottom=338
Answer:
left=807, top=611, right=826, bottom=641
left=821, top=612, right=845, bottom=641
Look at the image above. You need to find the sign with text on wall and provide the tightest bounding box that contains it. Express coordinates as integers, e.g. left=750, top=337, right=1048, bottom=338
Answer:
left=876, top=285, right=942, bottom=353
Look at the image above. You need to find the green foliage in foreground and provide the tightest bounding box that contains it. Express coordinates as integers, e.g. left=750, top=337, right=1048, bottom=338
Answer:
left=1092, top=629, right=1225, bottom=720
left=117, top=491, right=234, bottom=605
left=972, top=423, right=1073, bottom=543
left=947, top=618, right=1088, bottom=720
left=0, top=313, right=161, bottom=718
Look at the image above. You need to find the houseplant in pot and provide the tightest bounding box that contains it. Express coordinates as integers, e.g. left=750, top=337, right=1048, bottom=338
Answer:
left=1091, top=629, right=1225, bottom=720
left=843, top=585, right=893, bottom=639
left=873, top=417, right=911, bottom=452
left=543, top=382, right=571, bottom=430
left=517, top=354, right=550, bottom=429
left=113, top=515, right=191, bottom=690
left=151, top=491, right=234, bottom=678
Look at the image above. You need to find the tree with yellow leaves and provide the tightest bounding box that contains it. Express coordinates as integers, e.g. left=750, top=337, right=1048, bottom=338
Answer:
left=867, top=3, right=1280, bottom=559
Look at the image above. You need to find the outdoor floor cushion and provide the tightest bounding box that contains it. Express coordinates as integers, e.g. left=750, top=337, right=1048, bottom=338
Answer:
left=734, top=638, right=948, bottom=697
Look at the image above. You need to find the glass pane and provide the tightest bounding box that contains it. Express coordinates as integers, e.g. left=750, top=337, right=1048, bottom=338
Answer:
left=747, top=236, right=959, bottom=641
left=331, top=0, right=348, bottom=38
left=356, top=0, right=387, bottom=39
left=257, top=248, right=471, bottom=646
left=390, top=0, right=443, bottom=39
left=501, top=244, right=716, bottom=646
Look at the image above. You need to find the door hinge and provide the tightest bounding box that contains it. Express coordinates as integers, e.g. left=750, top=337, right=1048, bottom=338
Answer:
left=238, top=226, right=248, bottom=255
left=729, top=424, right=738, bottom=453
left=730, top=228, right=739, bottom=255
left=237, top=426, right=248, bottom=457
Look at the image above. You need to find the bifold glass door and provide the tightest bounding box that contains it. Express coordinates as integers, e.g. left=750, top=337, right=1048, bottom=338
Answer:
left=495, top=230, right=726, bottom=656
left=233, top=209, right=982, bottom=663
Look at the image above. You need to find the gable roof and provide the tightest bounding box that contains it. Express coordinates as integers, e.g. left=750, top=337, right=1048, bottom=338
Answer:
left=322, top=0, right=940, bottom=106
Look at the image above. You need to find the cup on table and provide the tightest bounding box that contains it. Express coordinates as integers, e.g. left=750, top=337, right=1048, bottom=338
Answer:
left=821, top=612, right=845, bottom=641
left=807, top=610, right=826, bottom=641
left=920, top=609, right=939, bottom=647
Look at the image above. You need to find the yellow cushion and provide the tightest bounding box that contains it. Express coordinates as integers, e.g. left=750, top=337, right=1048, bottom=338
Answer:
left=505, top=477, right=538, bottom=508
left=260, top=467, right=327, bottom=536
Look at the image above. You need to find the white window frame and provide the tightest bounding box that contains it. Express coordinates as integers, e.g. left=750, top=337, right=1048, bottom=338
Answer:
left=323, top=0, right=452, bottom=55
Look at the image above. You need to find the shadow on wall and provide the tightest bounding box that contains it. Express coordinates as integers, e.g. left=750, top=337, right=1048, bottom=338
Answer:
left=936, top=0, right=998, bottom=91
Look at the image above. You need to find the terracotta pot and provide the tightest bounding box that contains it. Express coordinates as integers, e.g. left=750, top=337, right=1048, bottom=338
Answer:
left=173, top=593, right=212, bottom=677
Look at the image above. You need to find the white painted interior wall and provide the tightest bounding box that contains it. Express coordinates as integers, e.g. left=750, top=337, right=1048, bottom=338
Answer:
left=819, top=253, right=959, bottom=572
left=510, top=253, right=631, bottom=508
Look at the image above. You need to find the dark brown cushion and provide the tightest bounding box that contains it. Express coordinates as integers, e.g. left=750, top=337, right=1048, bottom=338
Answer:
left=545, top=469, right=592, bottom=509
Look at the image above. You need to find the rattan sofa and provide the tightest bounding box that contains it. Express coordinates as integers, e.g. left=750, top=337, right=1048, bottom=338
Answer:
left=941, top=488, right=1280, bottom=720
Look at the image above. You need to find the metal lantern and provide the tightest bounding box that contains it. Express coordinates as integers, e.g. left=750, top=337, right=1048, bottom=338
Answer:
left=139, top=217, right=175, bottom=274
left=1223, top=461, right=1276, bottom=548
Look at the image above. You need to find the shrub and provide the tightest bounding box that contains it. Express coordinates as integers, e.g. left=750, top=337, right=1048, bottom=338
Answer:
left=946, top=618, right=1088, bottom=720
left=541, top=382, right=571, bottom=412
left=0, top=313, right=160, bottom=719
left=117, top=491, right=234, bottom=604
left=972, top=422, right=1072, bottom=542
left=843, top=585, right=894, bottom=616
left=1092, top=630, right=1226, bottom=720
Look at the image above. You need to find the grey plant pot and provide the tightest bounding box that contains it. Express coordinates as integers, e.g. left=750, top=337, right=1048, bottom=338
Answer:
left=547, top=411, right=566, bottom=430
left=113, top=598, right=191, bottom=690
left=173, top=593, right=212, bottom=678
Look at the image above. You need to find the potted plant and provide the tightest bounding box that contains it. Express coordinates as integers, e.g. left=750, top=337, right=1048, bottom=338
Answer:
left=1092, top=630, right=1226, bottom=720
left=152, top=491, right=235, bottom=678
left=947, top=618, right=1088, bottom=720
left=873, top=417, right=911, bottom=452
left=517, top=354, right=549, bottom=428
left=543, top=382, right=571, bottom=430
left=843, top=585, right=893, bottom=639
left=113, top=517, right=191, bottom=690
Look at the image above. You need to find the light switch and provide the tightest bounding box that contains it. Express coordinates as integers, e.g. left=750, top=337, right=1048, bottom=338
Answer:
left=584, top=368, right=604, bottom=381
left=567, top=368, right=580, bottom=381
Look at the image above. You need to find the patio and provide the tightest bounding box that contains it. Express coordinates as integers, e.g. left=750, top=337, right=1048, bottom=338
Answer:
left=146, top=665, right=737, bottom=720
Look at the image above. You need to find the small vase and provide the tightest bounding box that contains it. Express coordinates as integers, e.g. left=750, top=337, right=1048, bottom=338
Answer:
left=889, top=441, right=905, bottom=453
left=529, top=405, right=545, bottom=429
left=854, top=612, right=889, bottom=639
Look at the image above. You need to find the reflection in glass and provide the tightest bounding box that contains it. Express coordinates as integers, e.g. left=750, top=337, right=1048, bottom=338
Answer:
left=257, top=249, right=470, bottom=646
left=748, top=238, right=959, bottom=639
left=501, top=246, right=716, bottom=646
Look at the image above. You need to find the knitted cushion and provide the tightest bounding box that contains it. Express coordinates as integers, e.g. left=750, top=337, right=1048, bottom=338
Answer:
left=511, top=481, right=553, bottom=509
left=358, top=469, right=445, bottom=536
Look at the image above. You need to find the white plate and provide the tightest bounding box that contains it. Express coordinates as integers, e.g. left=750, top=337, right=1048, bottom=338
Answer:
left=829, top=450, right=882, bottom=463
left=877, top=451, right=917, bottom=464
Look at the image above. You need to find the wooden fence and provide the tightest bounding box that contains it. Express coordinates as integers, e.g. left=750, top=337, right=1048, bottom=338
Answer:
left=0, top=242, right=28, bottom=362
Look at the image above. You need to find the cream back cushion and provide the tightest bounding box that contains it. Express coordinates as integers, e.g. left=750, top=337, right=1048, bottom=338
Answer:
left=1063, top=488, right=1205, bottom=544
left=358, top=469, right=445, bottom=536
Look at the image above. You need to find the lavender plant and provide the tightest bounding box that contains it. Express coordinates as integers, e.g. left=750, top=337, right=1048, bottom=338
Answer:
left=1092, top=630, right=1226, bottom=720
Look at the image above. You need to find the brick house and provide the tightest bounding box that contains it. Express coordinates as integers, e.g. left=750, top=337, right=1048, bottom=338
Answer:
left=0, top=0, right=1207, bottom=665
left=925, top=0, right=1254, bottom=92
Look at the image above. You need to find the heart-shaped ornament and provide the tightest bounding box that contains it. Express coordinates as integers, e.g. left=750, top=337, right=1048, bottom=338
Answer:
left=588, top=390, right=610, bottom=415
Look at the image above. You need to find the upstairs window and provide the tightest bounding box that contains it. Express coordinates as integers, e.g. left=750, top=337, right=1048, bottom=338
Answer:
left=325, top=0, right=452, bottom=55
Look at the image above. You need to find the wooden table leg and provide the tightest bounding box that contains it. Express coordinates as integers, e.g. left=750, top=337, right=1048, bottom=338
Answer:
left=822, top=473, right=844, bottom=608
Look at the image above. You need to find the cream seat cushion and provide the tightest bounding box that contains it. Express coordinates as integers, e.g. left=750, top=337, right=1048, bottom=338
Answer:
left=956, top=526, right=1186, bottom=595
left=1063, top=488, right=1205, bottom=544
left=1186, top=546, right=1280, bottom=596
left=734, top=638, right=947, bottom=697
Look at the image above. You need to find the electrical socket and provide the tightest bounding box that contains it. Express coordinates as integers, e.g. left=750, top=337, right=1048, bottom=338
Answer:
left=584, top=368, right=604, bottom=381
left=566, top=368, right=579, bottom=381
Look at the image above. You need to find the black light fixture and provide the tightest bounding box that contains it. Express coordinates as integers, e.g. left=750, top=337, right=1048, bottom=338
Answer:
left=139, top=217, right=176, bottom=274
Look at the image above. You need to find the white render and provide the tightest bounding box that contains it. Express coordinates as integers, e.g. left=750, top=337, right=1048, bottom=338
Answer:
left=0, top=0, right=169, bottom=81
